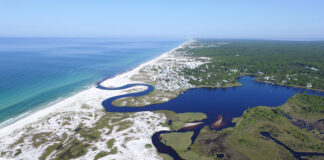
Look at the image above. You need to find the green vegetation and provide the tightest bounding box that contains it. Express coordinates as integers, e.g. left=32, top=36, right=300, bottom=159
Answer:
left=157, top=113, right=232, bottom=160
left=283, top=94, right=324, bottom=120
left=10, top=136, right=24, bottom=148
left=178, top=150, right=213, bottom=160
left=93, top=149, right=118, bottom=160
left=116, top=120, right=133, bottom=132
left=226, top=94, right=324, bottom=159
left=161, top=131, right=215, bottom=160
left=112, top=89, right=178, bottom=107
left=27, top=94, right=322, bottom=160
left=161, top=132, right=194, bottom=151
left=56, top=139, right=90, bottom=160
left=238, top=107, right=285, bottom=127
left=158, top=153, right=174, bottom=160
left=189, top=127, right=247, bottom=160
left=39, top=143, right=61, bottom=160
left=32, top=132, right=51, bottom=147
left=107, top=138, right=115, bottom=149
left=108, top=147, right=118, bottom=155
left=227, top=108, right=294, bottom=159
left=180, top=40, right=324, bottom=90
left=93, top=148, right=118, bottom=160
left=145, top=143, right=153, bottom=148
left=295, top=94, right=324, bottom=112
left=94, top=151, right=109, bottom=160
left=78, top=128, right=101, bottom=142
left=1, top=152, right=6, bottom=157
left=161, top=94, right=324, bottom=160
left=161, top=41, right=324, bottom=159
left=9, top=112, right=134, bottom=160
left=14, top=149, right=21, bottom=156
left=50, top=112, right=130, bottom=159
left=154, top=110, right=206, bottom=130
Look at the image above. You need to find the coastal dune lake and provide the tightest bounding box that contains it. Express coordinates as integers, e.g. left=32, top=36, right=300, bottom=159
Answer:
left=101, top=76, right=324, bottom=127
left=99, top=76, right=324, bottom=160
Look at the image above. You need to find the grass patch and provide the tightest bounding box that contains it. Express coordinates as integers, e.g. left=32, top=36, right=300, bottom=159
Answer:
left=2, top=111, right=138, bottom=159
left=145, top=144, right=152, bottom=148
left=109, top=147, right=118, bottom=155
left=107, top=138, right=115, bottom=149
left=39, top=143, right=61, bottom=160
left=94, top=151, right=109, bottom=160
left=155, top=110, right=206, bottom=130
left=226, top=95, right=324, bottom=159
left=112, top=90, right=179, bottom=107
left=282, top=94, right=324, bottom=120
left=56, top=139, right=90, bottom=160
left=161, top=132, right=193, bottom=152
left=189, top=127, right=246, bottom=159
left=1, top=152, right=6, bottom=156
left=32, top=132, right=51, bottom=147
left=158, top=153, right=174, bottom=160
left=14, top=149, right=21, bottom=156
left=10, top=136, right=25, bottom=147
left=179, top=150, right=213, bottom=160
left=116, top=120, right=134, bottom=132
left=78, top=128, right=101, bottom=142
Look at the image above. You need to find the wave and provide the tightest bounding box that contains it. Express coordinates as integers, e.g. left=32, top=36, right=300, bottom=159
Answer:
left=0, top=81, right=96, bottom=129
left=0, top=111, right=32, bottom=128
left=0, top=39, right=183, bottom=129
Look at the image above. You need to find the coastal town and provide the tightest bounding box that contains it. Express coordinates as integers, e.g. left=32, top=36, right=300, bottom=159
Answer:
left=139, top=42, right=209, bottom=92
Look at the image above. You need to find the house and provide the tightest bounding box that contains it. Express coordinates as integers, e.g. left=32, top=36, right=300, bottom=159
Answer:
left=306, top=83, right=312, bottom=88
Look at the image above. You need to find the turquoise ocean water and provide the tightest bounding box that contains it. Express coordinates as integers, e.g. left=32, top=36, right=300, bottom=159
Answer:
left=0, top=38, right=182, bottom=127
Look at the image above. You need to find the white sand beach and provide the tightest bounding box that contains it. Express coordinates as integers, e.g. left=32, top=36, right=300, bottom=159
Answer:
left=0, top=40, right=194, bottom=160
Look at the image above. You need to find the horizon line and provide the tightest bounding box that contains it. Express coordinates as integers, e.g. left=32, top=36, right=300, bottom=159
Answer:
left=0, top=36, right=324, bottom=41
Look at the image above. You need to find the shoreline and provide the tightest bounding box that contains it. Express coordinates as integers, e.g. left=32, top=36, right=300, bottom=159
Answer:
left=0, top=83, right=97, bottom=129
left=239, top=73, right=324, bottom=92
left=256, top=80, right=324, bottom=92
left=0, top=40, right=188, bottom=138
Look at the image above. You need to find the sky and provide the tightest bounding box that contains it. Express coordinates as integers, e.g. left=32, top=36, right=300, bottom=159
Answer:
left=1, top=0, right=324, bottom=39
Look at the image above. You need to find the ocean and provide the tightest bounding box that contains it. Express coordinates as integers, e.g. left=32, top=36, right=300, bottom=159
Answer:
left=0, top=38, right=182, bottom=127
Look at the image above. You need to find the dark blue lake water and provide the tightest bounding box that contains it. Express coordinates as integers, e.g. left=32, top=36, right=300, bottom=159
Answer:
left=102, top=76, right=324, bottom=127
left=99, top=76, right=324, bottom=160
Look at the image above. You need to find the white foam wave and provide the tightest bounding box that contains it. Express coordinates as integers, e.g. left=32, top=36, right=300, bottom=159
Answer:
left=0, top=111, right=32, bottom=128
